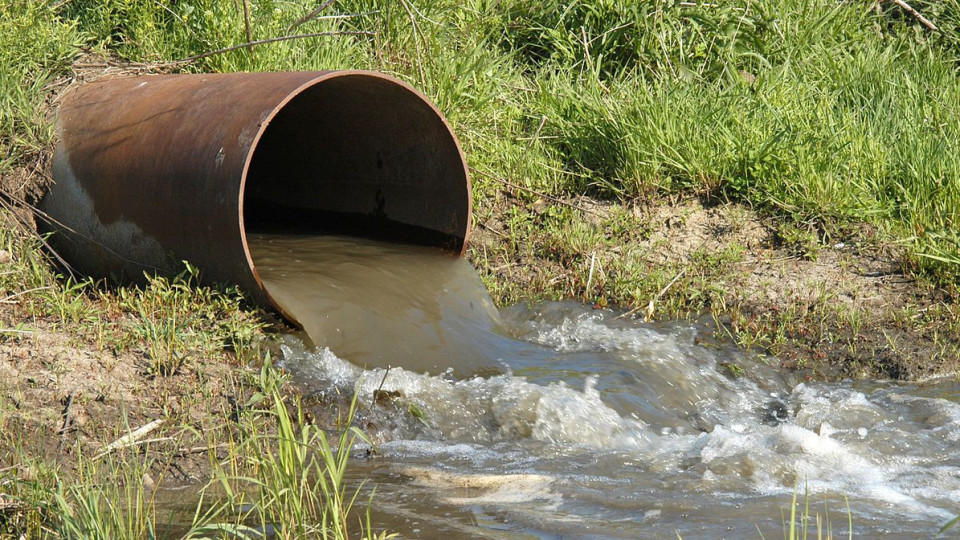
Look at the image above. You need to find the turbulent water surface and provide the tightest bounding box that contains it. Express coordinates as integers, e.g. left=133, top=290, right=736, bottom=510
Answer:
left=250, top=233, right=960, bottom=539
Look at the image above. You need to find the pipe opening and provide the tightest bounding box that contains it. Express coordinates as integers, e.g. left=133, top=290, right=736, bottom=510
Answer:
left=242, top=73, right=470, bottom=253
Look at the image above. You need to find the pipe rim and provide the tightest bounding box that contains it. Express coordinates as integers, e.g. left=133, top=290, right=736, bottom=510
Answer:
left=237, top=70, right=472, bottom=325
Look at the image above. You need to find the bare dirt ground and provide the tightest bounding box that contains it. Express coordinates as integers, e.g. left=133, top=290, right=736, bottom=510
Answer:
left=0, top=315, right=254, bottom=484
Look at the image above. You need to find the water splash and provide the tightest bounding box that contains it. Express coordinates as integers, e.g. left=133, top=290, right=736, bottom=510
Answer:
left=251, top=234, right=960, bottom=538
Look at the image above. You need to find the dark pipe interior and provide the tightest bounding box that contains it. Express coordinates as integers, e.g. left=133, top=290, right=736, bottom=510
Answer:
left=243, top=74, right=469, bottom=252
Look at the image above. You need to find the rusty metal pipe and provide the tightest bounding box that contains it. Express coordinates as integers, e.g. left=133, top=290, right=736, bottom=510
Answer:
left=41, top=71, right=471, bottom=323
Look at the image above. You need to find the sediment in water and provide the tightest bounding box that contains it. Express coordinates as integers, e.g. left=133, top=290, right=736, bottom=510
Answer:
left=248, top=233, right=513, bottom=376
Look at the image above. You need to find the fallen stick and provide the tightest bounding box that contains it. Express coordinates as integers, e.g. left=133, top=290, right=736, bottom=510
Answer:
left=287, top=0, right=337, bottom=32
left=645, top=268, right=687, bottom=322
left=96, top=419, right=165, bottom=459
left=615, top=267, right=688, bottom=321
left=0, top=286, right=55, bottom=304
left=241, top=0, right=255, bottom=57
left=585, top=252, right=598, bottom=296
left=478, top=221, right=509, bottom=239
left=891, top=0, right=937, bottom=31
left=175, top=443, right=231, bottom=457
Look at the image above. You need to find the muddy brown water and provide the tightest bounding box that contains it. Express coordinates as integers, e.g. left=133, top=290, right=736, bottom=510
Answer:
left=246, top=234, right=960, bottom=539
left=248, top=233, right=518, bottom=376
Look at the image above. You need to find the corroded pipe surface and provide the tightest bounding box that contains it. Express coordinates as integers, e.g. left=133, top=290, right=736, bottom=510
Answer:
left=42, top=71, right=471, bottom=323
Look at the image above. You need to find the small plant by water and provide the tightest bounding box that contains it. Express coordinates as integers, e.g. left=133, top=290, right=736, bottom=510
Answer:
left=203, top=362, right=390, bottom=540
left=1, top=361, right=390, bottom=539
left=675, top=484, right=853, bottom=540
left=779, top=484, right=853, bottom=540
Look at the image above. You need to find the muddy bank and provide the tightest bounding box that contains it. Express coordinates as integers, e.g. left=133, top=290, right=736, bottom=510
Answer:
left=0, top=318, right=249, bottom=482
left=471, top=193, right=960, bottom=382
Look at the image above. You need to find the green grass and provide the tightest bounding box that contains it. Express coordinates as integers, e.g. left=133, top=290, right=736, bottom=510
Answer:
left=0, top=1, right=82, bottom=173
left=0, top=215, right=265, bottom=376
left=780, top=484, right=853, bottom=540
left=4, top=0, right=960, bottom=283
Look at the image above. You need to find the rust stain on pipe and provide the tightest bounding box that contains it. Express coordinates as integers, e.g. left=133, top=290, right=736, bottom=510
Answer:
left=42, top=71, right=471, bottom=324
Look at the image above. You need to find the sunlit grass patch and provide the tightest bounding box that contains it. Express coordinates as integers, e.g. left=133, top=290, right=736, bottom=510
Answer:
left=0, top=1, right=82, bottom=173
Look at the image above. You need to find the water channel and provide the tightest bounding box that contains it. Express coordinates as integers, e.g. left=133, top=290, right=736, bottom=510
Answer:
left=248, top=233, right=960, bottom=539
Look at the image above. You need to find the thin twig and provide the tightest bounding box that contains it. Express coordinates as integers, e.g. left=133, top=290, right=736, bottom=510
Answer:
left=288, top=0, right=337, bottom=32
left=241, top=0, right=255, bottom=57
left=515, top=115, right=549, bottom=182
left=175, top=443, right=231, bottom=457
left=615, top=267, right=688, bottom=321
left=585, top=252, right=597, bottom=296
left=0, top=286, right=55, bottom=304
left=71, top=60, right=158, bottom=69
left=119, top=437, right=175, bottom=447
left=472, top=168, right=605, bottom=217
left=0, top=495, right=21, bottom=513
left=155, top=2, right=200, bottom=40
left=890, top=0, right=937, bottom=31
left=521, top=115, right=548, bottom=165
left=644, top=268, right=687, bottom=322
left=0, top=194, right=79, bottom=279
left=372, top=366, right=392, bottom=408
left=478, top=221, right=509, bottom=239
left=0, top=185, right=163, bottom=274
left=292, top=10, right=380, bottom=23
left=399, top=0, right=427, bottom=85
left=375, top=366, right=392, bottom=395
left=174, top=31, right=374, bottom=64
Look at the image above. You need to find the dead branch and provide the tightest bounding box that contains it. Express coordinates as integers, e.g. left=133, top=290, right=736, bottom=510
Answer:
left=175, top=443, right=231, bottom=457
left=241, top=0, right=255, bottom=56
left=0, top=286, right=55, bottom=304
left=175, top=31, right=374, bottom=64
left=0, top=187, right=164, bottom=274
left=0, top=193, right=79, bottom=279
left=890, top=0, right=937, bottom=31
left=478, top=221, right=509, bottom=239
left=644, top=268, right=687, bottom=321
left=96, top=419, right=165, bottom=459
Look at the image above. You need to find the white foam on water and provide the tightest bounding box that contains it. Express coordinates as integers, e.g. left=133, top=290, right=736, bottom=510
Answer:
left=280, top=302, right=960, bottom=535
left=282, top=335, right=651, bottom=449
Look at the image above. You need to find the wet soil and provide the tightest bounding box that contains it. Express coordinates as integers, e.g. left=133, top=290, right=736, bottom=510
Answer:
left=471, top=193, right=960, bottom=382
